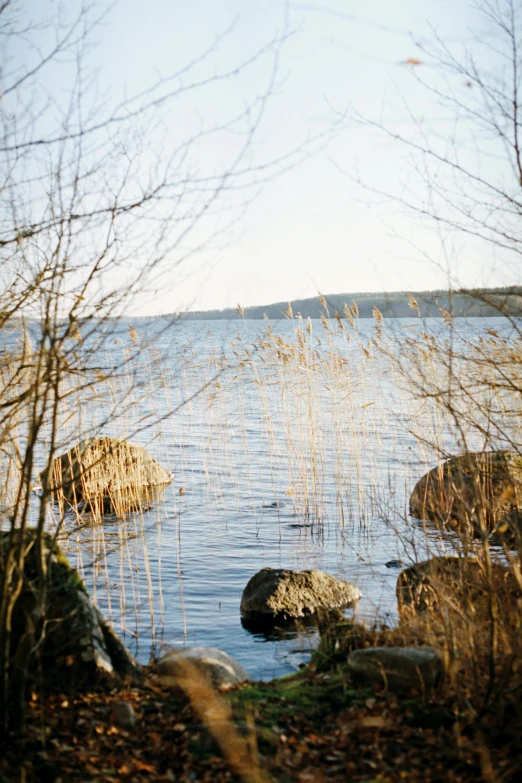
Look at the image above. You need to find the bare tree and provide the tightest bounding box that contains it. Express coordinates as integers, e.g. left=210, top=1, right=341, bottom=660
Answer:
left=343, top=1, right=520, bottom=276
left=335, top=0, right=522, bottom=749
left=326, top=0, right=522, bottom=460
left=0, top=0, right=317, bottom=732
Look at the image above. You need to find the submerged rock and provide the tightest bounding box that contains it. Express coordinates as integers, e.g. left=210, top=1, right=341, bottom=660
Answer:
left=396, top=556, right=520, bottom=621
left=410, top=450, right=522, bottom=540
left=40, top=437, right=172, bottom=515
left=155, top=647, right=249, bottom=688
left=347, top=646, right=444, bottom=693
left=240, top=567, right=361, bottom=624
left=0, top=529, right=140, bottom=692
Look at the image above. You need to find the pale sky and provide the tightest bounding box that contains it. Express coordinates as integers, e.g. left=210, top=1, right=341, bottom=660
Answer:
left=16, top=1, right=521, bottom=314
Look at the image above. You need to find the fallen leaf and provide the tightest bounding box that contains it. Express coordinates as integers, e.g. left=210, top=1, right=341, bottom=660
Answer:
left=135, top=760, right=155, bottom=772
left=360, top=715, right=391, bottom=728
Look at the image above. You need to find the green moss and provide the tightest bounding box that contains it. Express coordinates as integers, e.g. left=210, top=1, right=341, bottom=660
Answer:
left=51, top=557, right=88, bottom=595
left=229, top=669, right=370, bottom=732
left=227, top=669, right=377, bottom=760
left=0, top=528, right=87, bottom=596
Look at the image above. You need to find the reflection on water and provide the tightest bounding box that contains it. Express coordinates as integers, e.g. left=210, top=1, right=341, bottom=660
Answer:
left=241, top=613, right=323, bottom=640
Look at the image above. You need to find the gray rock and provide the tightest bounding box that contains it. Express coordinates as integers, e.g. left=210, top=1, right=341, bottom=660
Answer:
left=240, top=567, right=361, bottom=623
left=110, top=701, right=136, bottom=729
left=40, top=436, right=172, bottom=515
left=75, top=590, right=114, bottom=672
left=410, top=450, right=522, bottom=540
left=95, top=607, right=142, bottom=679
left=155, top=647, right=249, bottom=688
left=347, top=647, right=444, bottom=693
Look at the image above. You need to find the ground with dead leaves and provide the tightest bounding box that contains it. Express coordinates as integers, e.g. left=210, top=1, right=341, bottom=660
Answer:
left=2, top=662, right=521, bottom=783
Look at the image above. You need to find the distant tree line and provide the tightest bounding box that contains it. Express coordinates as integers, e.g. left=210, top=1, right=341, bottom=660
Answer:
left=150, top=286, right=522, bottom=321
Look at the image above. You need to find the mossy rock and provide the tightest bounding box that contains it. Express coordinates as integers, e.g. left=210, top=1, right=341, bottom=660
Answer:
left=0, top=529, right=139, bottom=691
left=39, top=437, right=172, bottom=516
left=410, top=450, right=522, bottom=541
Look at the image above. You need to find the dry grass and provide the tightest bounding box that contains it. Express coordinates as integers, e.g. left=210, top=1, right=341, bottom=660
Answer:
left=156, top=660, right=267, bottom=783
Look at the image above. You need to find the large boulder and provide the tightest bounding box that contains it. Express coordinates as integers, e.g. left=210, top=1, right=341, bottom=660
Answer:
left=347, top=647, right=444, bottom=693
left=396, top=556, right=520, bottom=621
left=410, top=450, right=522, bottom=540
left=0, top=530, right=140, bottom=694
left=40, top=437, right=172, bottom=515
left=240, top=568, right=361, bottom=624
left=154, top=647, right=249, bottom=689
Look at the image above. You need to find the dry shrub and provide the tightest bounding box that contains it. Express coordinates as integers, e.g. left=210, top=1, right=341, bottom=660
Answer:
left=373, top=303, right=522, bottom=716
left=396, top=554, right=521, bottom=699
left=409, top=451, right=522, bottom=543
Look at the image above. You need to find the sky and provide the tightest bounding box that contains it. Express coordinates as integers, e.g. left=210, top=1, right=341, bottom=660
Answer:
left=14, top=1, right=522, bottom=314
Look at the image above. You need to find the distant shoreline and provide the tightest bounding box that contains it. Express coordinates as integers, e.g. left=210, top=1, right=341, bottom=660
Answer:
left=6, top=286, right=521, bottom=323
left=137, top=286, right=522, bottom=321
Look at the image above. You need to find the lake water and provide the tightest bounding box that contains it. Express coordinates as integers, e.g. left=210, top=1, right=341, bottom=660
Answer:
left=15, top=315, right=521, bottom=680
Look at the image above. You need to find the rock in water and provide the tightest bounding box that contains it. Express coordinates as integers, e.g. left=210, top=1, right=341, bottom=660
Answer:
left=347, top=647, right=444, bottom=693
left=0, top=529, right=140, bottom=690
left=40, top=437, right=172, bottom=515
left=155, top=647, right=249, bottom=688
left=396, top=556, right=520, bottom=621
left=240, top=567, right=361, bottom=624
left=410, top=450, right=522, bottom=540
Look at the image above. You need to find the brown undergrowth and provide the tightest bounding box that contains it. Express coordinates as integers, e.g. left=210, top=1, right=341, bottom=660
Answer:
left=2, top=658, right=520, bottom=783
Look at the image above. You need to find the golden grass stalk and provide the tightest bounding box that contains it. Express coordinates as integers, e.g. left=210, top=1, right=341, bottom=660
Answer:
left=158, top=660, right=267, bottom=783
